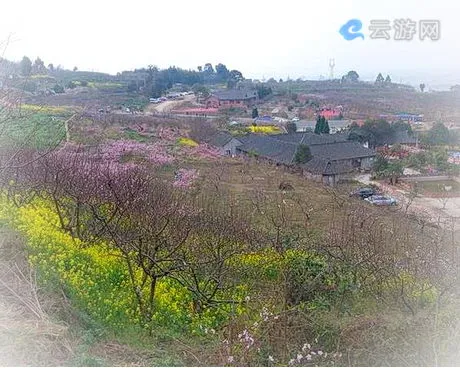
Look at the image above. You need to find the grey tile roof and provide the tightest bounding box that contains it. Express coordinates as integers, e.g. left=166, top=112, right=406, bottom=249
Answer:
left=236, top=133, right=375, bottom=172
left=310, top=141, right=376, bottom=161
left=214, top=89, right=258, bottom=101
left=205, top=131, right=241, bottom=147
left=295, top=119, right=353, bottom=130
left=272, top=132, right=349, bottom=145
left=301, top=157, right=355, bottom=175
left=236, top=134, right=297, bottom=164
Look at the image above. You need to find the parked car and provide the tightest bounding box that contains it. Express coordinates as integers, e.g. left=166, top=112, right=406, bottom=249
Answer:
left=364, top=195, right=397, bottom=206
left=349, top=187, right=375, bottom=199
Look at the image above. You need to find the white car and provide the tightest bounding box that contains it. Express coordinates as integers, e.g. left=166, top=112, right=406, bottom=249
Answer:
left=364, top=195, right=397, bottom=206
left=292, top=117, right=300, bottom=122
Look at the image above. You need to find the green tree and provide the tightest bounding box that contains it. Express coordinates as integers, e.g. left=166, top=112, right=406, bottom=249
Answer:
left=229, top=69, right=244, bottom=82
left=384, top=160, right=404, bottom=185
left=423, top=122, right=450, bottom=146
left=375, top=73, right=384, bottom=85
left=323, top=119, right=330, bottom=134
left=342, top=70, right=359, bottom=83
left=314, top=116, right=323, bottom=134
left=32, top=57, right=46, bottom=74
left=294, top=144, right=312, bottom=164
left=373, top=154, right=389, bottom=174
left=215, top=63, right=229, bottom=82
left=252, top=107, right=259, bottom=119
left=192, top=84, right=210, bottom=99
left=203, top=63, right=214, bottom=74
left=66, top=81, right=77, bottom=89
left=314, top=116, right=329, bottom=134
left=52, top=84, right=64, bottom=93
left=20, top=56, right=32, bottom=76
left=420, top=83, right=426, bottom=92
left=385, top=74, right=392, bottom=84
left=256, top=85, right=272, bottom=99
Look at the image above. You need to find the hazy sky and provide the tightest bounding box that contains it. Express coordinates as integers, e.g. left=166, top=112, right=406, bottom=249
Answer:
left=1, top=0, right=459, bottom=88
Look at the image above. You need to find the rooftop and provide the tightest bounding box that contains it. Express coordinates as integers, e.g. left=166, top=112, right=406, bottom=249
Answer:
left=214, top=89, right=258, bottom=101
left=237, top=132, right=376, bottom=169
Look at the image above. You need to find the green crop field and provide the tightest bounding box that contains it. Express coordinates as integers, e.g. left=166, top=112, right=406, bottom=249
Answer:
left=0, top=112, right=66, bottom=149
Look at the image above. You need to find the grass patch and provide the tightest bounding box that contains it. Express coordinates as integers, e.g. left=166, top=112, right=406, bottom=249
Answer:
left=0, top=112, right=66, bottom=149
left=20, top=104, right=74, bottom=116
left=122, top=128, right=150, bottom=142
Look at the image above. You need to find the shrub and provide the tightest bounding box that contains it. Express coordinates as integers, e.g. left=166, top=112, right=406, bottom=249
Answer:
left=66, top=81, right=77, bottom=89
left=248, top=125, right=281, bottom=134
left=177, top=137, right=199, bottom=147
left=53, top=84, right=65, bottom=93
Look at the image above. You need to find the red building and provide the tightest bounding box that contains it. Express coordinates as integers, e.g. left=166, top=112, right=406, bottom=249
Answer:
left=317, top=107, right=342, bottom=119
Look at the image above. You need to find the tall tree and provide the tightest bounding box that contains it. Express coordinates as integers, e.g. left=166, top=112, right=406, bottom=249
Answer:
left=323, top=119, right=330, bottom=134
left=314, top=116, right=329, bottom=134
left=342, top=70, right=359, bottom=83
left=203, top=63, right=214, bottom=74
left=215, top=63, right=229, bottom=82
left=420, top=83, right=426, bottom=92
left=314, top=116, right=323, bottom=134
left=385, top=74, right=392, bottom=84
left=375, top=73, right=385, bottom=85
left=32, top=57, right=46, bottom=74
left=423, top=122, right=450, bottom=146
left=229, top=69, right=244, bottom=82
left=19, top=56, right=32, bottom=76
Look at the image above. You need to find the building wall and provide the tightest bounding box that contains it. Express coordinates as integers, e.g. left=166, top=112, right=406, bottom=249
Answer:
left=218, top=97, right=257, bottom=108
left=360, top=157, right=374, bottom=170
left=220, top=139, right=242, bottom=156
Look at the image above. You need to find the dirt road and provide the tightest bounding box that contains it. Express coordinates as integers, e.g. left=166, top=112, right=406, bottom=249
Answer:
left=145, top=95, right=195, bottom=114
left=356, top=173, right=460, bottom=223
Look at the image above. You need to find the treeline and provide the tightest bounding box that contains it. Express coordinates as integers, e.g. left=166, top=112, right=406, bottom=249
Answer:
left=348, top=119, right=413, bottom=148
left=0, top=55, right=82, bottom=77
left=123, top=62, right=245, bottom=97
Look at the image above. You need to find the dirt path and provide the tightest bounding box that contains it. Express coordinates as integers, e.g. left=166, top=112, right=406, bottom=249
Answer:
left=356, top=174, right=460, bottom=222
left=145, top=95, right=195, bottom=114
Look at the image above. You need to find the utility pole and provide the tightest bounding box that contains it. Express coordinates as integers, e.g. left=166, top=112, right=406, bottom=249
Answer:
left=329, top=58, right=335, bottom=79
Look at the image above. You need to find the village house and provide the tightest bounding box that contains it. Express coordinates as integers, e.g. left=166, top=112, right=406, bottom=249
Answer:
left=203, top=131, right=243, bottom=156
left=234, top=132, right=376, bottom=186
left=205, top=89, right=258, bottom=108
